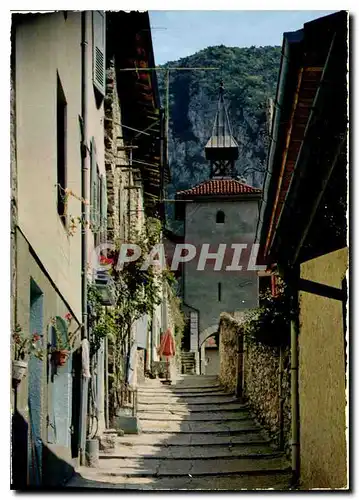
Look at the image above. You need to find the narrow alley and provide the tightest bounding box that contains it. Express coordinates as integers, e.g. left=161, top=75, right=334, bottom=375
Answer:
left=67, top=375, right=291, bottom=490
left=10, top=9, right=348, bottom=491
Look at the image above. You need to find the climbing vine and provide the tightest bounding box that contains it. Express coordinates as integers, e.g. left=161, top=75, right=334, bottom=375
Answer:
left=243, top=281, right=292, bottom=348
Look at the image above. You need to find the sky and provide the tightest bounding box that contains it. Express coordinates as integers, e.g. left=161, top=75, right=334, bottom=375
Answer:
left=149, top=10, right=337, bottom=65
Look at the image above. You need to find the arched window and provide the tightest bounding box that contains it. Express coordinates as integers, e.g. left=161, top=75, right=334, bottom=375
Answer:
left=216, top=210, right=225, bottom=223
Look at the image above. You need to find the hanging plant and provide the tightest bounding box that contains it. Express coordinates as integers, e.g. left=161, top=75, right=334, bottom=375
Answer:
left=12, top=324, right=44, bottom=381
left=48, top=314, right=81, bottom=366
left=12, top=324, right=44, bottom=361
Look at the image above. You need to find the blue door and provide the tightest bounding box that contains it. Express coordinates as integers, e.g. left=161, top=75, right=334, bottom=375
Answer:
left=28, top=279, right=43, bottom=486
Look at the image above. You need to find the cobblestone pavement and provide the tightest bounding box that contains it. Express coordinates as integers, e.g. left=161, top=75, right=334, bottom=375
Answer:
left=66, top=375, right=292, bottom=490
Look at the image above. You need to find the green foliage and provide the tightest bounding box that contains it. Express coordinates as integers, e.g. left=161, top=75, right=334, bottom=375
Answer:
left=243, top=284, right=291, bottom=348
left=49, top=314, right=80, bottom=353
left=12, top=324, right=44, bottom=361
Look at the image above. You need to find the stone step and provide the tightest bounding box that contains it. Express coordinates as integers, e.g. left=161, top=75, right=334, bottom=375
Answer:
left=137, top=403, right=248, bottom=412
left=115, top=432, right=269, bottom=447
left=100, top=443, right=278, bottom=459
left=137, top=411, right=251, bottom=421
left=139, top=380, right=219, bottom=391
left=68, top=470, right=293, bottom=490
left=138, top=387, right=222, bottom=395
left=140, top=419, right=260, bottom=434
left=78, top=456, right=290, bottom=477
left=138, top=395, right=237, bottom=405
left=138, top=391, right=225, bottom=399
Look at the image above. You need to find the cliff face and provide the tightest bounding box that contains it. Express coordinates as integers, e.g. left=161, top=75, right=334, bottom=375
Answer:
left=158, top=44, right=281, bottom=229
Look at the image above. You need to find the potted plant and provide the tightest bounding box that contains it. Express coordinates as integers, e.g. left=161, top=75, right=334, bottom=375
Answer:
left=12, top=324, right=44, bottom=382
left=49, top=313, right=80, bottom=367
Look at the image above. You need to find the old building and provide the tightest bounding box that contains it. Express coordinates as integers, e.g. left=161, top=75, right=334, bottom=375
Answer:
left=11, top=11, right=106, bottom=487
left=100, top=11, right=172, bottom=430
left=257, top=11, right=348, bottom=489
left=175, top=83, right=261, bottom=374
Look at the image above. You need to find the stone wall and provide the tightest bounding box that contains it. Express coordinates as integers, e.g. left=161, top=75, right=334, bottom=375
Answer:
left=245, top=341, right=291, bottom=457
left=219, top=311, right=291, bottom=456
left=219, top=312, right=240, bottom=393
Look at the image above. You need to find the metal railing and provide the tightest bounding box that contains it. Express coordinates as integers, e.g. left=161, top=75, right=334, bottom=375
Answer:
left=118, top=383, right=138, bottom=417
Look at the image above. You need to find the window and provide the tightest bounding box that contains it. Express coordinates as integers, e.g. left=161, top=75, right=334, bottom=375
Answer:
left=57, top=75, right=67, bottom=225
left=218, top=283, right=222, bottom=302
left=92, top=11, right=106, bottom=96
left=216, top=210, right=225, bottom=224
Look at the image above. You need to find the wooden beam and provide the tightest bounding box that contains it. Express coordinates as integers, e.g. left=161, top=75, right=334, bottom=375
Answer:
left=298, top=278, right=344, bottom=301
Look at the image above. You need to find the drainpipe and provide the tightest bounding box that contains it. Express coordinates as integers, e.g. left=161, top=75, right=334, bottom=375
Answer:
left=79, top=10, right=89, bottom=466
left=288, top=267, right=300, bottom=486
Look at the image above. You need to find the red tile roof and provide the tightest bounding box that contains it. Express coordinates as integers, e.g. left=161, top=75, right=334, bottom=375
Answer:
left=176, top=178, right=261, bottom=198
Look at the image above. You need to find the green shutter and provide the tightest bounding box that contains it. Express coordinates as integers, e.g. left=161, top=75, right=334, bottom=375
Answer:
left=93, top=11, right=106, bottom=96
left=101, top=173, right=107, bottom=238
left=90, top=138, right=96, bottom=226
left=96, top=170, right=100, bottom=233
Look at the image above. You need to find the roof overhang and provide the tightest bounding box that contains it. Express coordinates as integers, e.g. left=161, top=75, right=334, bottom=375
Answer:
left=107, top=11, right=170, bottom=217
left=257, top=11, right=347, bottom=267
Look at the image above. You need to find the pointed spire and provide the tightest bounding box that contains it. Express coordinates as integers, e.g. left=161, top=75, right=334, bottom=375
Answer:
left=205, top=81, right=239, bottom=162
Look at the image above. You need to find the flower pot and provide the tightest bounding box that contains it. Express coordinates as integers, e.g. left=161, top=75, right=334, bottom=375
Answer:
left=12, top=360, right=28, bottom=382
left=52, top=349, right=69, bottom=366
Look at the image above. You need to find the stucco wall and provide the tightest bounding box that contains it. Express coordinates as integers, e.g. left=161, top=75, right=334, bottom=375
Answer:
left=15, top=12, right=105, bottom=322
left=184, top=198, right=259, bottom=346
left=204, top=348, right=220, bottom=376
left=299, top=248, right=348, bottom=489
left=15, top=229, right=81, bottom=484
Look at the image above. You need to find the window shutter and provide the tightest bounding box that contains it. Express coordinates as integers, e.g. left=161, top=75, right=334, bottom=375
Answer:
left=95, top=170, right=100, bottom=234
left=101, top=173, right=107, bottom=241
left=92, top=11, right=106, bottom=96
left=90, top=138, right=97, bottom=226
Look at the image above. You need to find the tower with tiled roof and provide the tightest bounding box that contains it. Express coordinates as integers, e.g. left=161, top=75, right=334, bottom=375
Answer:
left=205, top=80, right=239, bottom=178
left=174, top=83, right=261, bottom=375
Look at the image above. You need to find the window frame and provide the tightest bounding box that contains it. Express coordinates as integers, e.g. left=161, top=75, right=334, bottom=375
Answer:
left=57, top=73, right=67, bottom=227
left=216, top=210, right=225, bottom=224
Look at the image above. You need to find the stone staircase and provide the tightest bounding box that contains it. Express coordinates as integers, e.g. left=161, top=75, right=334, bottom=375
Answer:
left=67, top=375, right=292, bottom=490
left=181, top=351, right=196, bottom=375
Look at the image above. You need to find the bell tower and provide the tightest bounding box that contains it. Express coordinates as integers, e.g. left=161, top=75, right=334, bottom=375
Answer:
left=205, top=81, right=239, bottom=178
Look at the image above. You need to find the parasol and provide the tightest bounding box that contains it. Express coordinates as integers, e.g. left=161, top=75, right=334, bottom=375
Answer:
left=157, top=328, right=176, bottom=383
